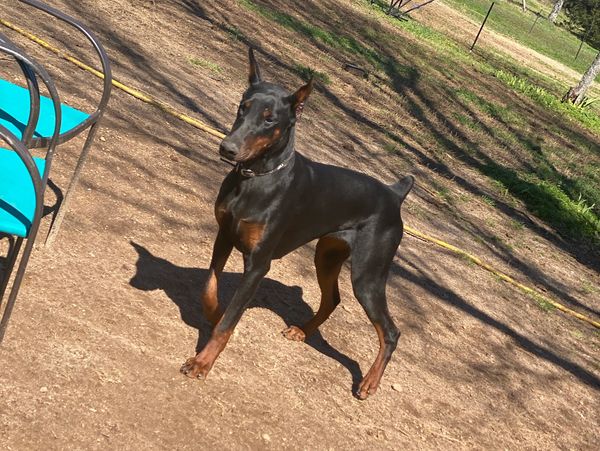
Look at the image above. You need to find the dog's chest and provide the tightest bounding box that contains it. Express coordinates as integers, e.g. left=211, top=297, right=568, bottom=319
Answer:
left=215, top=193, right=267, bottom=253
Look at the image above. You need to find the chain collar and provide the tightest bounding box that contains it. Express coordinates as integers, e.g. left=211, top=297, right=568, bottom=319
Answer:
left=220, top=152, right=295, bottom=178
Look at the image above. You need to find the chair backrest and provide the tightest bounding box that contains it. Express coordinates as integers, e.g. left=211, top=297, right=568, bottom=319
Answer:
left=18, top=0, right=112, bottom=145
left=0, top=36, right=61, bottom=188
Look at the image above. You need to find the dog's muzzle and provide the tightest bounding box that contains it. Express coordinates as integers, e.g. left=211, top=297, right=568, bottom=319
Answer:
left=219, top=138, right=239, bottom=160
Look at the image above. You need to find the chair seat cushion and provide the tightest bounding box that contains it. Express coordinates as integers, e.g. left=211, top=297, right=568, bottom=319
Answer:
left=0, top=78, right=89, bottom=140
left=0, top=147, right=45, bottom=238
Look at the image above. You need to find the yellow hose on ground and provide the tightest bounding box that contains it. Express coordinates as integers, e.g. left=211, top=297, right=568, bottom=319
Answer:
left=2, top=18, right=598, bottom=329
left=0, top=18, right=227, bottom=140
left=404, top=226, right=600, bottom=328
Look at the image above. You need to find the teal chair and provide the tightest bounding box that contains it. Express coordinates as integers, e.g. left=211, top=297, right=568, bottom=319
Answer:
left=0, top=77, right=89, bottom=144
left=0, top=0, right=111, bottom=343
left=0, top=0, right=112, bottom=245
left=0, top=48, right=61, bottom=343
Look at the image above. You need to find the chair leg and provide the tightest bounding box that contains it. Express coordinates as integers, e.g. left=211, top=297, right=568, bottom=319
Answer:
left=45, top=122, right=101, bottom=246
left=0, top=237, right=23, bottom=309
left=0, top=237, right=34, bottom=345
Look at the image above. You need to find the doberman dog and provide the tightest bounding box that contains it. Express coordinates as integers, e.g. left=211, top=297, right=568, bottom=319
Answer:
left=180, top=48, right=414, bottom=400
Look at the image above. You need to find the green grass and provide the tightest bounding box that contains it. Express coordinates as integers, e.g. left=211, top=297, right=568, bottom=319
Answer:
left=491, top=179, right=511, bottom=198
left=367, top=0, right=600, bottom=246
left=455, top=88, right=520, bottom=123
left=223, top=24, right=247, bottom=41
left=582, top=280, right=598, bottom=295
left=368, top=0, right=466, bottom=54
left=383, top=142, right=403, bottom=155
left=529, top=291, right=556, bottom=312
left=450, top=85, right=600, bottom=244
left=494, top=70, right=600, bottom=134
left=453, top=82, right=600, bottom=223
left=431, top=181, right=454, bottom=203
left=480, top=163, right=600, bottom=244
left=293, top=64, right=331, bottom=84
left=188, top=57, right=223, bottom=73
left=239, top=0, right=417, bottom=81
left=509, top=219, right=525, bottom=231
left=452, top=112, right=481, bottom=129
left=442, top=0, right=599, bottom=74
left=481, top=195, right=496, bottom=207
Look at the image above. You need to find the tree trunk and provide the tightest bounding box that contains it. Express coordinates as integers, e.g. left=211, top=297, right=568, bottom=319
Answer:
left=548, top=0, right=564, bottom=23
left=521, top=0, right=527, bottom=12
left=563, top=51, right=600, bottom=104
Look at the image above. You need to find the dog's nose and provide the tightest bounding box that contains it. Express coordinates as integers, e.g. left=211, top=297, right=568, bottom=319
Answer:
left=219, top=139, right=239, bottom=160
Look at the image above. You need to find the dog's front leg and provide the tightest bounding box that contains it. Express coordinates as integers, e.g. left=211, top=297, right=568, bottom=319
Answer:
left=201, top=229, right=233, bottom=326
left=181, top=252, right=271, bottom=380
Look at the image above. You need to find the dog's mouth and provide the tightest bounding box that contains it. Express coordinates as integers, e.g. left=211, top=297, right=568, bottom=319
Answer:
left=219, top=151, right=237, bottom=164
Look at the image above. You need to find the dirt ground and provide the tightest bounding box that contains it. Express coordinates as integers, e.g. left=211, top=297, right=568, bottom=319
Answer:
left=0, top=0, right=598, bottom=449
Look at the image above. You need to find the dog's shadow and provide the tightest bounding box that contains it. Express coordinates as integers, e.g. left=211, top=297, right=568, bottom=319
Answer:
left=129, top=241, right=363, bottom=392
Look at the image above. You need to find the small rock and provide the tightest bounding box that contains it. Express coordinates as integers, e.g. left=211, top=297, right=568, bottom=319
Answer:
left=262, top=433, right=271, bottom=442
left=392, top=383, right=402, bottom=392
left=99, top=136, right=106, bottom=142
left=40, top=387, right=48, bottom=393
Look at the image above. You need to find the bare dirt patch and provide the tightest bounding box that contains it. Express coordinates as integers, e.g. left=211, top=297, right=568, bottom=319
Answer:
left=0, top=0, right=598, bottom=449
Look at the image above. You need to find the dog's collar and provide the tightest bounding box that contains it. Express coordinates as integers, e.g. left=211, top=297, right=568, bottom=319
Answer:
left=220, top=152, right=295, bottom=178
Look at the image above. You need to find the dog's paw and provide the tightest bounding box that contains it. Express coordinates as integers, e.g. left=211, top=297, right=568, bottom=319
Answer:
left=180, top=356, right=211, bottom=380
left=356, top=375, right=379, bottom=400
left=282, top=326, right=306, bottom=341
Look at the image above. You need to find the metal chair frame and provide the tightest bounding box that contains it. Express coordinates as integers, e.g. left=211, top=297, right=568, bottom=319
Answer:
left=6, top=0, right=113, bottom=244
left=0, top=52, right=60, bottom=343
left=0, top=0, right=112, bottom=343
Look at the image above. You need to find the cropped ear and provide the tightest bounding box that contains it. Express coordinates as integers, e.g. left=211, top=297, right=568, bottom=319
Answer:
left=288, top=78, right=313, bottom=118
left=248, top=47, right=261, bottom=86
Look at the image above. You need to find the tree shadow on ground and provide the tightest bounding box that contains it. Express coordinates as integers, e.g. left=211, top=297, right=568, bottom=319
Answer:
left=128, top=241, right=364, bottom=393
left=391, top=260, right=600, bottom=391
left=9, top=0, right=597, bottom=338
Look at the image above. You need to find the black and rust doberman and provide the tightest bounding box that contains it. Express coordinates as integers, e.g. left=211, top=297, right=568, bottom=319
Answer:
left=181, top=48, right=414, bottom=399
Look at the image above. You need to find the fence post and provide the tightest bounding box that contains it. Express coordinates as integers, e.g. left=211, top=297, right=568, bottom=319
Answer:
left=529, top=9, right=542, bottom=34
left=470, top=2, right=495, bottom=52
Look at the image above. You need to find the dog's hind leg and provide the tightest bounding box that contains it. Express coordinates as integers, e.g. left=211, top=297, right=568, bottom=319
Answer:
left=350, top=226, right=402, bottom=400
left=283, top=235, right=350, bottom=341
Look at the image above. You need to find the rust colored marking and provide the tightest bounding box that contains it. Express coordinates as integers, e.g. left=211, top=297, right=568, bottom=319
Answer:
left=370, top=323, right=386, bottom=377
left=207, top=327, right=233, bottom=357
left=262, top=108, right=273, bottom=119
left=237, top=220, right=265, bottom=252
left=235, top=128, right=281, bottom=162
left=215, top=202, right=230, bottom=226
left=357, top=323, right=387, bottom=399
left=181, top=326, right=234, bottom=379
left=200, top=325, right=234, bottom=367
left=201, top=269, right=220, bottom=325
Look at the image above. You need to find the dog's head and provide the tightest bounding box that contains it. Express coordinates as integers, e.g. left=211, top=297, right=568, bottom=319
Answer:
left=219, top=48, right=313, bottom=163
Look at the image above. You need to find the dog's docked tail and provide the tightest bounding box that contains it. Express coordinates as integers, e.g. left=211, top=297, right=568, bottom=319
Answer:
left=390, top=175, right=414, bottom=203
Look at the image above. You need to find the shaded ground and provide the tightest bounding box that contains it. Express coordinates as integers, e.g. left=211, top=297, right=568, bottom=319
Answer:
left=0, top=0, right=598, bottom=449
